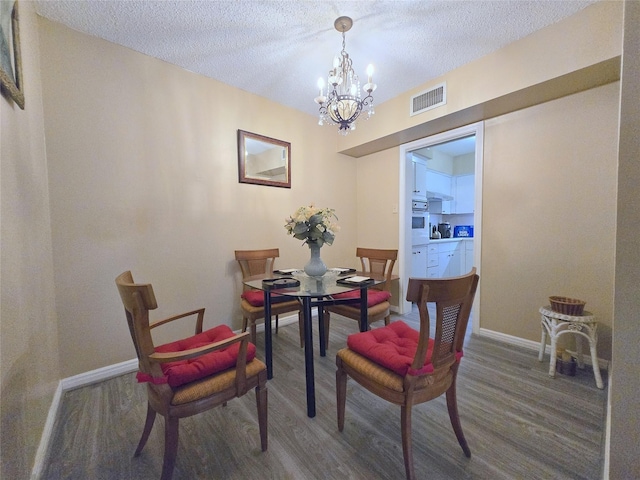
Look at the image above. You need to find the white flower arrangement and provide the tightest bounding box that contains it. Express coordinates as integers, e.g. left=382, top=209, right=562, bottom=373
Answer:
left=284, top=204, right=340, bottom=247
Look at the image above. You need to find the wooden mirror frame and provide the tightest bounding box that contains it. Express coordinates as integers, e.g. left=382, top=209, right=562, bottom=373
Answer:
left=0, top=0, right=25, bottom=109
left=238, top=130, right=291, bottom=188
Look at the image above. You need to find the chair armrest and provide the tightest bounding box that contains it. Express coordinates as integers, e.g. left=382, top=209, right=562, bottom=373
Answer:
left=148, top=331, right=250, bottom=363
left=150, top=308, right=205, bottom=334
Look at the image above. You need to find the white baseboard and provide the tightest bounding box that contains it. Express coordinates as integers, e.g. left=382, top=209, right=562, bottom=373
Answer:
left=477, top=327, right=609, bottom=370
left=61, top=358, right=139, bottom=391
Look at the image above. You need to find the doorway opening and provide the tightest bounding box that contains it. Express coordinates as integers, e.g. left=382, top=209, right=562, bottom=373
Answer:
left=398, top=122, right=484, bottom=334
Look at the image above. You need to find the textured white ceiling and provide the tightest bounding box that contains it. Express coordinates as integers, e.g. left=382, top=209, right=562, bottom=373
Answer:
left=33, top=0, right=599, bottom=118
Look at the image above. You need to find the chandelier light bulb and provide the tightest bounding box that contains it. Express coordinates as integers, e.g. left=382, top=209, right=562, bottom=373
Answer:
left=366, top=64, right=374, bottom=83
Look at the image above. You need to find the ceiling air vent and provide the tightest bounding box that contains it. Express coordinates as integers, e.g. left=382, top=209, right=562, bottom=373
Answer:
left=410, top=83, right=446, bottom=116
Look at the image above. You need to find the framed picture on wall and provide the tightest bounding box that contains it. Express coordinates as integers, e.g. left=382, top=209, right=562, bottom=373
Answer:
left=0, top=0, right=25, bottom=109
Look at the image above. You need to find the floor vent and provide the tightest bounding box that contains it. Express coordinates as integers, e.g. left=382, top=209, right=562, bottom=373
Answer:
left=410, top=83, right=446, bottom=116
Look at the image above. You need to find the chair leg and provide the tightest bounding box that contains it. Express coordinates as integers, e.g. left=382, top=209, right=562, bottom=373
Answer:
left=249, top=320, right=257, bottom=346
left=446, top=371, right=471, bottom=458
left=242, top=316, right=248, bottom=333
left=255, top=371, right=268, bottom=452
left=275, top=314, right=279, bottom=335
left=336, top=357, right=347, bottom=432
left=298, top=311, right=304, bottom=348
left=384, top=313, right=391, bottom=326
left=161, top=416, right=179, bottom=480
left=323, top=310, right=330, bottom=349
left=401, top=404, right=415, bottom=480
left=135, top=402, right=156, bottom=456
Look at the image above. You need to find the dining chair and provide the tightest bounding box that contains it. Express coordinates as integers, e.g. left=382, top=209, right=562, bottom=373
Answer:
left=322, top=247, right=398, bottom=347
left=115, top=271, right=267, bottom=480
left=235, top=248, right=304, bottom=348
left=335, top=268, right=479, bottom=480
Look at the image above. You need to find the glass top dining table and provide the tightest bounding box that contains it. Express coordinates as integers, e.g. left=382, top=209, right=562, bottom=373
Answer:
left=243, top=271, right=387, bottom=418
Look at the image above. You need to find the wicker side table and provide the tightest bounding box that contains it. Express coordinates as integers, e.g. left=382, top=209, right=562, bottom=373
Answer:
left=538, top=306, right=604, bottom=389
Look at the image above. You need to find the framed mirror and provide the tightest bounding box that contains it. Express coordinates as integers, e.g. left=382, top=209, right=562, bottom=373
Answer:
left=0, top=0, right=25, bottom=109
left=238, top=130, right=291, bottom=188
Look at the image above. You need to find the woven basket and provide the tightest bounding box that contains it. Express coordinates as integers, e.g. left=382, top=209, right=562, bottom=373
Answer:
left=549, top=296, right=586, bottom=315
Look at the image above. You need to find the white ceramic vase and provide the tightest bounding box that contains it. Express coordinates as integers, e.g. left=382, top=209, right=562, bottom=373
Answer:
left=304, top=242, right=327, bottom=277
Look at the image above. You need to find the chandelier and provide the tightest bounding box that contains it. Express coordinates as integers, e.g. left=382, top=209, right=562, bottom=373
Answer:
left=314, top=16, right=377, bottom=135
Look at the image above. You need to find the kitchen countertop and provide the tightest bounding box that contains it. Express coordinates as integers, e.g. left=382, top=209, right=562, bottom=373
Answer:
left=413, top=237, right=474, bottom=246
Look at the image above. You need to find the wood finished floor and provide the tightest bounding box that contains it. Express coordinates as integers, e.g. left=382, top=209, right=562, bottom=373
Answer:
left=42, top=311, right=607, bottom=479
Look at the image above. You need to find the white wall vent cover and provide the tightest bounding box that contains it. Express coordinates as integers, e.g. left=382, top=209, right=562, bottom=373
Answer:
left=410, top=83, right=446, bottom=116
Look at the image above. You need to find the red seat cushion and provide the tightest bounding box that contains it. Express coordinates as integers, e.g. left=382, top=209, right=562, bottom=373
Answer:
left=241, top=290, right=294, bottom=307
left=346, top=320, right=433, bottom=376
left=155, top=325, right=256, bottom=387
left=331, top=289, right=391, bottom=308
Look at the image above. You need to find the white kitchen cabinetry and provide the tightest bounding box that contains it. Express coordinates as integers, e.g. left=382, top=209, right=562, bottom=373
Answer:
left=426, top=171, right=474, bottom=214
left=411, top=246, right=427, bottom=278
left=438, top=241, right=463, bottom=277
left=425, top=169, right=452, bottom=197
left=427, top=244, right=439, bottom=278
left=463, top=239, right=474, bottom=273
left=427, top=240, right=464, bottom=278
left=454, top=174, right=475, bottom=214
left=412, top=160, right=428, bottom=199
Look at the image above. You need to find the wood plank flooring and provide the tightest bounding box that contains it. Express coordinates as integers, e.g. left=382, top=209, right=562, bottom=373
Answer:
left=42, top=311, right=607, bottom=479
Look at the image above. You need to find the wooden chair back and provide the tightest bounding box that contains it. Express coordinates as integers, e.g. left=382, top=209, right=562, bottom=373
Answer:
left=234, top=248, right=303, bottom=346
left=406, top=268, right=479, bottom=373
left=235, top=248, right=280, bottom=282
left=115, top=270, right=166, bottom=393
left=356, top=247, right=397, bottom=292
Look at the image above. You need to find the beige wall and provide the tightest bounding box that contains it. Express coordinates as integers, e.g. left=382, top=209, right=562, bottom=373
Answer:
left=337, top=0, right=623, bottom=157
left=1, top=1, right=635, bottom=477
left=355, top=147, right=402, bottom=303
left=0, top=2, right=60, bottom=478
left=38, top=18, right=359, bottom=378
left=355, top=84, right=619, bottom=360
left=609, top=1, right=640, bottom=476
left=482, top=83, right=618, bottom=358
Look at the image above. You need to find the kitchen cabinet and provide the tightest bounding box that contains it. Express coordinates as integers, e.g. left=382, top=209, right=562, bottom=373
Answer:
left=426, top=171, right=474, bottom=214
left=412, top=160, right=428, bottom=199
left=427, top=240, right=464, bottom=278
left=438, top=241, right=462, bottom=277
left=425, top=169, right=452, bottom=197
left=463, top=239, right=474, bottom=273
left=427, top=244, right=439, bottom=278
left=411, top=246, right=427, bottom=277
left=454, top=174, right=475, bottom=214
